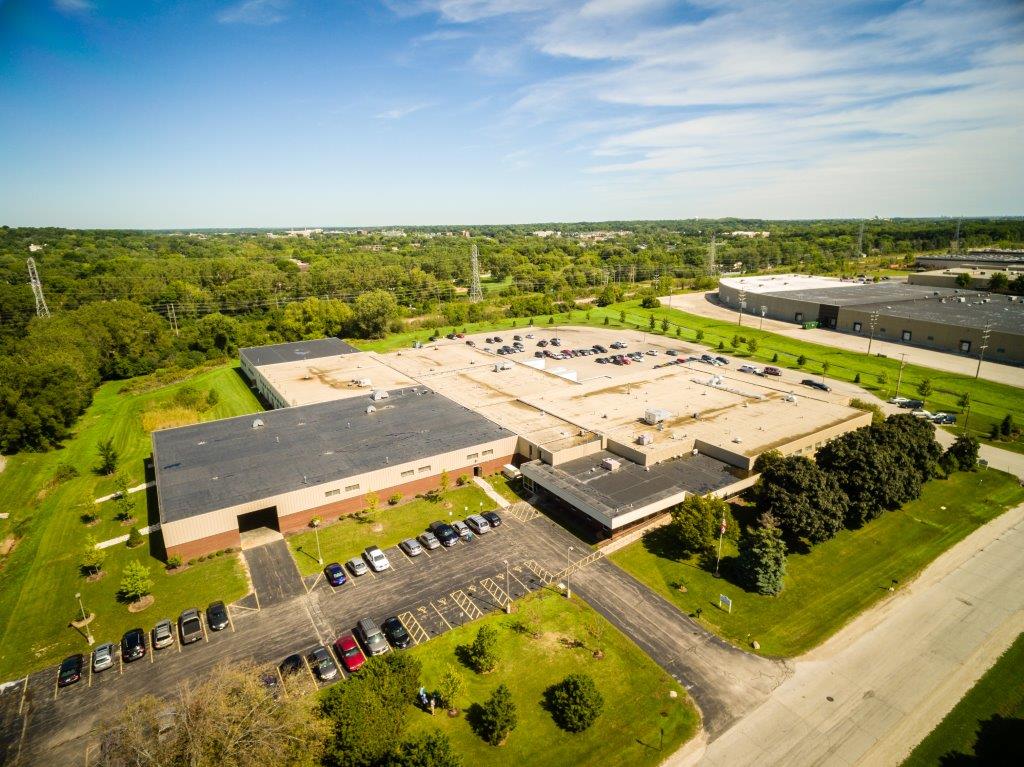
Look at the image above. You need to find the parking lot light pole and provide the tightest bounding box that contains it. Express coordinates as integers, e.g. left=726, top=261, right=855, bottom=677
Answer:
left=759, top=305, right=767, bottom=330
left=311, top=519, right=323, bottom=566
left=75, top=592, right=93, bottom=645
left=565, top=545, right=574, bottom=599
left=503, top=559, right=512, bottom=614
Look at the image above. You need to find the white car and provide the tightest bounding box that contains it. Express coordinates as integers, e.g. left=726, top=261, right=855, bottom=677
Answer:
left=466, top=514, right=491, bottom=535
left=452, top=521, right=473, bottom=542
left=912, top=409, right=934, bottom=420
left=92, top=643, right=115, bottom=673
left=739, top=364, right=763, bottom=375
left=363, top=546, right=391, bottom=572
left=889, top=396, right=910, bottom=406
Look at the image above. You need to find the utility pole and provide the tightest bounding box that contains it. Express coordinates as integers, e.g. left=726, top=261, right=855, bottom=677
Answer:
left=894, top=353, right=907, bottom=398
left=975, top=325, right=991, bottom=379
left=27, top=257, right=50, bottom=318
left=75, top=592, right=93, bottom=645
left=469, top=244, right=483, bottom=302
left=565, top=545, right=574, bottom=599
left=167, top=304, right=179, bottom=336
left=953, top=217, right=962, bottom=254
left=737, top=289, right=747, bottom=326
left=866, top=311, right=879, bottom=355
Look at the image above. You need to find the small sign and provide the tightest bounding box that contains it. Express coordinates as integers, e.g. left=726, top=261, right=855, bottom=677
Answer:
left=719, top=594, right=732, bottom=613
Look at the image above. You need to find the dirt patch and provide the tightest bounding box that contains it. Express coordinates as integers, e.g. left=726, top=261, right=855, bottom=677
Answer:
left=141, top=405, right=201, bottom=433
left=0, top=536, right=18, bottom=558
left=0, top=455, right=6, bottom=473
left=127, top=595, right=154, bottom=613
left=85, top=571, right=106, bottom=583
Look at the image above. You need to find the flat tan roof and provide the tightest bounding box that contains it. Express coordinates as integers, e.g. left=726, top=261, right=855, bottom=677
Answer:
left=254, top=353, right=418, bottom=407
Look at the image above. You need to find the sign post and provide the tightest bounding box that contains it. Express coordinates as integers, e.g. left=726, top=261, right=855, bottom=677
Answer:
left=718, top=594, right=732, bottom=614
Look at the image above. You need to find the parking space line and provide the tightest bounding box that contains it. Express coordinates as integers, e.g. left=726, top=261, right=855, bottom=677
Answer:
left=227, top=605, right=236, bottom=633
left=17, top=677, right=28, bottom=715
left=302, top=654, right=317, bottom=686
left=202, top=619, right=209, bottom=643
left=149, top=635, right=155, bottom=663
left=430, top=602, right=453, bottom=631
left=52, top=674, right=58, bottom=701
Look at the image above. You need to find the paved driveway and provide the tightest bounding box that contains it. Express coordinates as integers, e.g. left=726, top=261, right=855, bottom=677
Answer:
left=244, top=540, right=307, bottom=607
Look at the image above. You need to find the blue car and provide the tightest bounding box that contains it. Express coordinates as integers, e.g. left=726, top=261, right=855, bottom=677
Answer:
left=324, top=562, right=347, bottom=587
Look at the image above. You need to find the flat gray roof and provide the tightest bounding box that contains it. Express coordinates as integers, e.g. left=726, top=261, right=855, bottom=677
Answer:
left=525, top=450, right=741, bottom=520
left=152, top=388, right=512, bottom=523
left=847, top=295, right=1024, bottom=335
left=763, top=282, right=958, bottom=306
left=240, top=338, right=360, bottom=368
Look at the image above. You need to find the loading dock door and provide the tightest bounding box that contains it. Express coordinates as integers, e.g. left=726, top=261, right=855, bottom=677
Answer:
left=817, top=304, right=839, bottom=329
left=237, top=506, right=279, bottom=533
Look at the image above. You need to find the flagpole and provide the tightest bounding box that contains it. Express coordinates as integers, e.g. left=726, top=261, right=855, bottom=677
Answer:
left=714, top=517, right=726, bottom=577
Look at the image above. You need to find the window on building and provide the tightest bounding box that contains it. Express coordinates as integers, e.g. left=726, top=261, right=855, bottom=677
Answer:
left=997, top=348, right=1005, bottom=354
left=902, top=330, right=912, bottom=341
left=795, top=312, right=803, bottom=322
left=466, top=453, right=479, bottom=461
left=482, top=449, right=494, bottom=456
left=345, top=483, right=359, bottom=492
left=418, top=465, right=430, bottom=473
left=401, top=469, right=414, bottom=478
left=324, top=488, right=340, bottom=498
left=927, top=335, right=934, bottom=341
left=853, top=322, right=862, bottom=332
left=960, top=340, right=971, bottom=353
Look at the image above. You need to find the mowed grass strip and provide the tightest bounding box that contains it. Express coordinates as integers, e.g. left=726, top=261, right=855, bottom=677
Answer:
left=0, top=364, right=260, bottom=679
left=287, top=485, right=497, bottom=576
left=901, top=631, right=1024, bottom=766
left=405, top=591, right=699, bottom=767
left=609, top=469, right=1024, bottom=658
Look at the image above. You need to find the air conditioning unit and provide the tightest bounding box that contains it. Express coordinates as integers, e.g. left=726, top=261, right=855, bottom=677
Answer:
left=636, top=434, right=653, bottom=446
left=601, top=457, right=621, bottom=471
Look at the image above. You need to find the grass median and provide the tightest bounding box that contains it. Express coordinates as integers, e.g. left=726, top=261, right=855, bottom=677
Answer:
left=287, top=485, right=497, bottom=576
left=609, top=468, right=1024, bottom=658
left=405, top=590, right=699, bottom=767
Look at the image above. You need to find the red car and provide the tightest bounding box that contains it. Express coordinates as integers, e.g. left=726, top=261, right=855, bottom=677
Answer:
left=334, top=633, right=366, bottom=673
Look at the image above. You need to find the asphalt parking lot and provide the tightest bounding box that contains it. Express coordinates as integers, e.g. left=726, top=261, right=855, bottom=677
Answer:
left=4, top=509, right=566, bottom=766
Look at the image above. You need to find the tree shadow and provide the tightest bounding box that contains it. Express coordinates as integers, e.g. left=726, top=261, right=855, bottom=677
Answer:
left=938, top=714, right=1024, bottom=765
left=464, top=702, right=488, bottom=742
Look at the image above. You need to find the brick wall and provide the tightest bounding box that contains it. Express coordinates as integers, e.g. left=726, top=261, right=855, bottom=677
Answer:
left=165, top=528, right=242, bottom=561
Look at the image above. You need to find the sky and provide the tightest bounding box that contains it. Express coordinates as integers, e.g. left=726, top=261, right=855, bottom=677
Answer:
left=0, top=0, right=1022, bottom=227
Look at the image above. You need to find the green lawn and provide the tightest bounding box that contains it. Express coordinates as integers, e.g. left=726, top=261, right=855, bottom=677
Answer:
left=0, top=363, right=260, bottom=680
left=902, top=631, right=1024, bottom=766
left=405, top=590, right=699, bottom=767
left=287, top=485, right=497, bottom=576
left=609, top=469, right=1024, bottom=658
left=483, top=472, right=527, bottom=505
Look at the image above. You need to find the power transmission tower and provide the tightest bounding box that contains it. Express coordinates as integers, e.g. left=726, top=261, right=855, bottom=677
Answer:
left=469, top=244, right=483, bottom=302
left=27, top=257, right=50, bottom=318
left=706, top=234, right=717, bottom=276
left=167, top=304, right=179, bottom=336
left=855, top=220, right=865, bottom=258
left=953, top=217, right=962, bottom=254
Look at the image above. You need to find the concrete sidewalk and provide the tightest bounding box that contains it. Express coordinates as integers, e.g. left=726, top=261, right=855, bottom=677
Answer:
left=473, top=475, right=511, bottom=508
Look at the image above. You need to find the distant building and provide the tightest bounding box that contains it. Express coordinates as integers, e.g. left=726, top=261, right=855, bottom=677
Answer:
left=908, top=267, right=1021, bottom=291
left=532, top=230, right=561, bottom=238
left=726, top=231, right=770, bottom=238
left=28, top=244, right=43, bottom=252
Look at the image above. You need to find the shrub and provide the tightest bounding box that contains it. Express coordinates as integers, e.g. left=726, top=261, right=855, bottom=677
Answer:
left=206, top=388, right=220, bottom=407
left=126, top=526, right=144, bottom=549
left=603, top=316, right=609, bottom=325
left=465, top=625, right=499, bottom=673
left=166, top=554, right=183, bottom=569
left=796, top=354, right=807, bottom=366
left=476, top=684, right=517, bottom=746
left=55, top=462, right=80, bottom=483
left=696, top=329, right=705, bottom=342
left=364, top=491, right=380, bottom=512
left=640, top=294, right=660, bottom=309
left=388, top=492, right=403, bottom=505
left=457, top=473, right=470, bottom=487
left=544, top=673, right=604, bottom=732
left=771, top=352, right=778, bottom=363
left=118, top=560, right=153, bottom=603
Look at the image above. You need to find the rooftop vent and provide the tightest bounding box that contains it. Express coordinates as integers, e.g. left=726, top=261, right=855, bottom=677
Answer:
left=601, top=457, right=621, bottom=472
left=252, top=418, right=265, bottom=429
left=366, top=405, right=376, bottom=414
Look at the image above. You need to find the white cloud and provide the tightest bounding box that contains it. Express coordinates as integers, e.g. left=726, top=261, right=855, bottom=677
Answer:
left=218, top=0, right=289, bottom=26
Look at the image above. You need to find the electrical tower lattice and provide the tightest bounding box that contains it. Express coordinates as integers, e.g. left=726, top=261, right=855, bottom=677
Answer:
left=469, top=244, right=483, bottom=302
left=27, top=257, right=50, bottom=318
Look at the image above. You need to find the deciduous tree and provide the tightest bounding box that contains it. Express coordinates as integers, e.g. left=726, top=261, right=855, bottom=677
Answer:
left=755, top=455, right=847, bottom=547
left=544, top=673, right=604, bottom=732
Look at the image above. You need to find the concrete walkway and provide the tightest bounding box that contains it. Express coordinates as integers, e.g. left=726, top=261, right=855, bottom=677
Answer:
left=690, top=500, right=1024, bottom=767
left=473, top=475, right=511, bottom=508
left=660, top=291, right=1023, bottom=387
left=93, top=480, right=154, bottom=504
left=94, top=523, right=160, bottom=549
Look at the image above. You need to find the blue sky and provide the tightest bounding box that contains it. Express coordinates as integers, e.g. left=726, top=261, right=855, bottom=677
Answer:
left=1, top=0, right=1022, bottom=227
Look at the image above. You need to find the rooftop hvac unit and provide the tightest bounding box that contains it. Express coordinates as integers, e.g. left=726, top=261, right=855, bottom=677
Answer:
left=251, top=418, right=265, bottom=429
left=355, top=378, right=372, bottom=387
left=636, top=434, right=653, bottom=446
left=644, top=408, right=671, bottom=425
left=366, top=405, right=376, bottom=414
left=600, top=457, right=621, bottom=472
left=370, top=389, right=389, bottom=401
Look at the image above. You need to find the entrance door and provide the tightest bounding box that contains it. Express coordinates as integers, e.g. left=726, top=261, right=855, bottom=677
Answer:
left=473, top=466, right=482, bottom=477
left=237, top=507, right=279, bottom=533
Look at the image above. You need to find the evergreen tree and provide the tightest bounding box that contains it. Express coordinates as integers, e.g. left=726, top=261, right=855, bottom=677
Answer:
left=97, top=437, right=119, bottom=475
left=738, top=515, right=787, bottom=595
left=477, top=684, right=517, bottom=746
left=544, top=673, right=604, bottom=733
left=389, top=730, right=461, bottom=767
left=465, top=625, right=499, bottom=673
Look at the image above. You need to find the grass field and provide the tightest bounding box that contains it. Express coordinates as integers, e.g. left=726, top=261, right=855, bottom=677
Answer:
left=901, top=631, right=1024, bottom=765
left=287, top=485, right=497, bottom=576
left=609, top=469, right=1024, bottom=658
left=352, top=300, right=1024, bottom=453
left=0, top=363, right=260, bottom=680
left=483, top=472, right=527, bottom=505
left=404, top=590, right=699, bottom=767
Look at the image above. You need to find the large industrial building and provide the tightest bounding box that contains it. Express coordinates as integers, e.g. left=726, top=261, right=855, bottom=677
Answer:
left=153, top=326, right=873, bottom=557
left=719, top=274, right=1024, bottom=365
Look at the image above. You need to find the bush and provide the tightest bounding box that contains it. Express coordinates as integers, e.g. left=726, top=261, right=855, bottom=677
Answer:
left=476, top=684, right=517, bottom=746
left=390, top=730, right=461, bottom=767
left=126, top=526, right=144, bottom=549
left=640, top=294, right=660, bottom=309
left=796, top=354, right=807, bottom=366
left=696, top=329, right=704, bottom=342
left=456, top=474, right=470, bottom=487
left=118, top=560, right=153, bottom=603
left=464, top=625, right=499, bottom=673
left=544, top=673, right=604, bottom=733
left=55, top=462, right=80, bottom=483
left=388, top=492, right=403, bottom=505
left=166, top=554, right=183, bottom=569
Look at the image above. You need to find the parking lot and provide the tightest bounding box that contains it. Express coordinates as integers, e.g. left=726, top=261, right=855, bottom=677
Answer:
left=3, top=506, right=574, bottom=766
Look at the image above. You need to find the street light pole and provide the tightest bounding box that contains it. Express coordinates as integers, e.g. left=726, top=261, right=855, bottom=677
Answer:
left=737, top=289, right=746, bottom=326
left=975, top=325, right=991, bottom=380
left=866, top=311, right=879, bottom=356
left=311, top=519, right=323, bottom=566
left=565, top=545, right=574, bottom=599
left=75, top=592, right=93, bottom=645
left=894, top=353, right=907, bottom=399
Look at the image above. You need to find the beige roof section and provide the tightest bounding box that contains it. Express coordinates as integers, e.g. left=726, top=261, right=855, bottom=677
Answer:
left=253, top=353, right=418, bottom=407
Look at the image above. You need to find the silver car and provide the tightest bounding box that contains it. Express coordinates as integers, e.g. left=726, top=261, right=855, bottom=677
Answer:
left=452, top=520, right=473, bottom=542
left=152, top=619, right=174, bottom=649
left=356, top=618, right=390, bottom=656
left=399, top=538, right=423, bottom=557
left=417, top=531, right=440, bottom=550
left=347, top=557, right=368, bottom=576
left=92, top=642, right=115, bottom=673
left=363, top=546, right=391, bottom=572
left=308, top=646, right=339, bottom=681
left=465, top=514, right=491, bottom=535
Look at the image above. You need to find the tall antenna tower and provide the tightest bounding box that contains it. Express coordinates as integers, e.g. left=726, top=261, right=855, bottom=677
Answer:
left=27, top=257, right=50, bottom=318
left=855, top=220, right=865, bottom=258
left=468, top=244, right=483, bottom=302
left=706, top=234, right=717, bottom=276
left=953, top=217, right=962, bottom=254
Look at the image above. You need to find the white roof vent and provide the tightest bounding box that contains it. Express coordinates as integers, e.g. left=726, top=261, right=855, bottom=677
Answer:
left=600, top=457, right=621, bottom=472
left=366, top=405, right=376, bottom=414
left=252, top=418, right=265, bottom=429
left=370, top=389, right=390, bottom=401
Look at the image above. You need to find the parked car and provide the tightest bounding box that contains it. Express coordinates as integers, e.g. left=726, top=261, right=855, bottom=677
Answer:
left=92, top=643, right=115, bottom=673
left=324, top=562, right=347, bottom=587
left=801, top=379, right=832, bottom=392
left=399, top=538, right=424, bottom=557
left=452, top=520, right=474, bottom=542
left=912, top=409, right=935, bottom=420
left=899, top=399, right=924, bottom=409
left=178, top=608, right=203, bottom=644
left=334, top=633, right=366, bottom=673
left=714, top=356, right=730, bottom=365
left=347, top=556, right=369, bottom=576
left=665, top=349, right=678, bottom=356
left=382, top=616, right=412, bottom=649
left=278, top=654, right=304, bottom=677
left=763, top=365, right=782, bottom=376
left=889, top=396, right=910, bottom=406
left=932, top=412, right=957, bottom=424
left=417, top=531, right=441, bottom=550
left=738, top=364, right=763, bottom=375
left=466, top=514, right=491, bottom=535
left=482, top=510, right=502, bottom=528
left=57, top=654, right=84, bottom=687
left=121, top=628, right=146, bottom=662
left=152, top=619, right=174, bottom=649
left=308, top=646, right=339, bottom=681
left=537, top=339, right=548, bottom=347
left=206, top=601, right=229, bottom=632
left=429, top=521, right=459, bottom=547
left=363, top=546, right=391, bottom=572
left=356, top=618, right=390, bottom=656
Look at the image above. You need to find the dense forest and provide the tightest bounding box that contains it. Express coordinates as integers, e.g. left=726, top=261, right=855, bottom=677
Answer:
left=1, top=218, right=1022, bottom=454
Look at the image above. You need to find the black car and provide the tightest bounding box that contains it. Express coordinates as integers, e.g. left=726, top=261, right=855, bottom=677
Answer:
left=57, top=654, right=84, bottom=687
left=206, top=601, right=229, bottom=631
left=121, top=628, right=147, bottom=662
left=279, top=654, right=304, bottom=677
left=428, top=520, right=459, bottom=547
left=324, top=562, right=347, bottom=587
left=537, top=340, right=548, bottom=347
left=900, top=399, right=924, bottom=409
left=594, top=345, right=607, bottom=353
left=382, top=616, right=412, bottom=649
left=482, top=511, right=502, bottom=528
left=801, top=379, right=832, bottom=392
